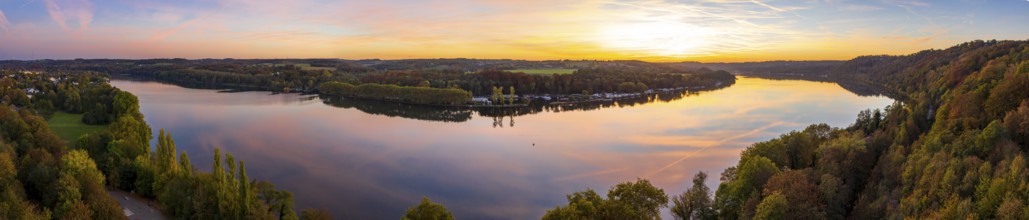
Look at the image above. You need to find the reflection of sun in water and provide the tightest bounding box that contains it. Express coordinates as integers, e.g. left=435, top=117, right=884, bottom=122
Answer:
left=598, top=21, right=719, bottom=57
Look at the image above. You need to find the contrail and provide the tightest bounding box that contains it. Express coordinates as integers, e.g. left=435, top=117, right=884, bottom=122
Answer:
left=21, top=0, right=38, bottom=8
left=750, top=0, right=809, bottom=19
left=750, top=0, right=786, bottom=12
left=554, top=167, right=630, bottom=182
left=645, top=120, right=787, bottom=178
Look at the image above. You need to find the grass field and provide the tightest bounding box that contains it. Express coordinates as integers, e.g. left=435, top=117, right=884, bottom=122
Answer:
left=47, top=112, right=108, bottom=142
left=506, top=68, right=577, bottom=75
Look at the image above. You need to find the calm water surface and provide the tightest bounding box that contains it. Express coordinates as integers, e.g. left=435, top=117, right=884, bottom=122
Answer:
left=111, top=77, right=894, bottom=219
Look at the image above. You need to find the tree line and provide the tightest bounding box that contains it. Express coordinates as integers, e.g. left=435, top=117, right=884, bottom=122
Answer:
left=319, top=81, right=472, bottom=106
left=357, top=68, right=734, bottom=96
left=0, top=59, right=736, bottom=97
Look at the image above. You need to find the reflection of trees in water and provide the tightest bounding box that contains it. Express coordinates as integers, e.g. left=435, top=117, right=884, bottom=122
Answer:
left=491, top=115, right=515, bottom=128
left=834, top=80, right=902, bottom=99
left=476, top=89, right=712, bottom=128
left=740, top=74, right=902, bottom=100
left=321, top=96, right=474, bottom=122
left=320, top=83, right=734, bottom=127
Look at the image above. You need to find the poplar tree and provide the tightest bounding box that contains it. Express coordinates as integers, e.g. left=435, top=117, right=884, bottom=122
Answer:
left=239, top=160, right=251, bottom=219
left=179, top=152, right=191, bottom=175
left=508, top=86, right=516, bottom=105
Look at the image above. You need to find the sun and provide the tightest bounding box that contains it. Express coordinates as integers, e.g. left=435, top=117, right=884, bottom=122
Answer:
left=598, top=21, right=718, bottom=58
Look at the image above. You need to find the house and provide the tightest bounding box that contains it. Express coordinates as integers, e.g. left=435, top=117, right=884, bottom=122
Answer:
left=471, top=97, right=492, bottom=105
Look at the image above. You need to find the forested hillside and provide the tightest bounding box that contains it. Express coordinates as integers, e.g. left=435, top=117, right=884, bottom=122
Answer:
left=829, top=39, right=1029, bottom=218
left=545, top=40, right=1029, bottom=219
left=713, top=40, right=1029, bottom=219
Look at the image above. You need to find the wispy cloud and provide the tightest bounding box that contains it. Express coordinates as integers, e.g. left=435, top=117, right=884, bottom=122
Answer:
left=147, top=18, right=201, bottom=42
left=0, top=9, right=9, bottom=33
left=42, top=0, right=94, bottom=31
left=883, top=0, right=931, bottom=7
left=840, top=4, right=884, bottom=12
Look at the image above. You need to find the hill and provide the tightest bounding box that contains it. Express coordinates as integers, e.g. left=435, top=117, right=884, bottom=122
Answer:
left=715, top=40, right=1029, bottom=219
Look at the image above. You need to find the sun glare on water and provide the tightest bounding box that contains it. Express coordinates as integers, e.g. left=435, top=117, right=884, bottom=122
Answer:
left=598, top=21, right=719, bottom=58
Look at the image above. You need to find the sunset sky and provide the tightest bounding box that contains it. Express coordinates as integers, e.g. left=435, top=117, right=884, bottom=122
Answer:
left=0, top=0, right=1027, bottom=61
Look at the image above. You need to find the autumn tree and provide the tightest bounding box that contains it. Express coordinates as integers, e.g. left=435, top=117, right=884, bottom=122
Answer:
left=714, top=156, right=779, bottom=219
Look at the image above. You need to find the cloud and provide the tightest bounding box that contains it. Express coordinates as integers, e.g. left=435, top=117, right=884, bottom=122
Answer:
left=840, top=4, right=883, bottom=11
left=0, top=9, right=9, bottom=33
left=43, top=0, right=94, bottom=31
left=882, top=0, right=931, bottom=7
left=147, top=18, right=200, bottom=42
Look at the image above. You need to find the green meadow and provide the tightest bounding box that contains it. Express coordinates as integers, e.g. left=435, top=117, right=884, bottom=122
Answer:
left=46, top=111, right=108, bottom=142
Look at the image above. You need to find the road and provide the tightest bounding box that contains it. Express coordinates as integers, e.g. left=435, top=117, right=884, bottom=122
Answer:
left=107, top=189, right=168, bottom=220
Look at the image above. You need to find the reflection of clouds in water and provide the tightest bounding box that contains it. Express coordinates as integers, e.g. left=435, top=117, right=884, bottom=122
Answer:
left=111, top=78, right=894, bottom=220
left=645, top=121, right=785, bottom=178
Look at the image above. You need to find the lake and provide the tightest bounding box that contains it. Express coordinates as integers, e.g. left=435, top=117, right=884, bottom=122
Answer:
left=110, top=77, right=894, bottom=219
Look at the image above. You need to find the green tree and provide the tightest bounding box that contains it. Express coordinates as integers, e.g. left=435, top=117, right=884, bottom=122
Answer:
left=179, top=152, right=192, bottom=175
left=606, top=178, right=669, bottom=219
left=113, top=91, right=140, bottom=118
left=544, top=178, right=668, bottom=220
left=279, top=192, right=299, bottom=220
left=618, top=82, right=637, bottom=93
left=635, top=82, right=648, bottom=92
left=715, top=155, right=779, bottom=219
left=402, top=197, right=454, bottom=220
left=53, top=173, right=82, bottom=219
left=508, top=86, right=516, bottom=105
left=491, top=86, right=502, bottom=105
left=543, top=189, right=605, bottom=220
left=60, top=150, right=104, bottom=186
left=109, top=115, right=151, bottom=158
left=239, top=160, right=251, bottom=219
left=754, top=192, right=787, bottom=220
left=671, top=172, right=714, bottom=220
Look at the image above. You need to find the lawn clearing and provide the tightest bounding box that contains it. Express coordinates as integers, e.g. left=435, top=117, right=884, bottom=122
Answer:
left=47, top=111, right=108, bottom=142
left=506, top=68, right=577, bottom=75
